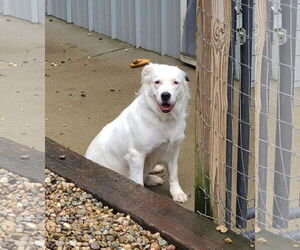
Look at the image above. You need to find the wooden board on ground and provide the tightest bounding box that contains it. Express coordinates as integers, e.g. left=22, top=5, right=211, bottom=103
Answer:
left=46, top=137, right=251, bottom=250
left=0, top=137, right=44, bottom=183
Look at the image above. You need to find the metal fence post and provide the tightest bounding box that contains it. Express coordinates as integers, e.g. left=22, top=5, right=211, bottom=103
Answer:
left=236, top=0, right=253, bottom=229
left=273, top=0, right=297, bottom=229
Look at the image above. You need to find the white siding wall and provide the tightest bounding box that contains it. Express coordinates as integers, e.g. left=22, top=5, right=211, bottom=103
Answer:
left=93, top=0, right=111, bottom=37
left=46, top=0, right=181, bottom=58
left=295, top=3, right=300, bottom=87
left=271, top=0, right=300, bottom=87
left=0, top=0, right=3, bottom=14
left=0, top=0, right=44, bottom=24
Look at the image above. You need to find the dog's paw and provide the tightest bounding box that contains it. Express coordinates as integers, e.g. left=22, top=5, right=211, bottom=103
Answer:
left=145, top=174, right=164, bottom=186
left=152, top=164, right=164, bottom=173
left=171, top=191, right=188, bottom=203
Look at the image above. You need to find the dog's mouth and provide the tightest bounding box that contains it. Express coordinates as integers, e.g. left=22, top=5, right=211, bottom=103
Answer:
left=158, top=102, right=174, bottom=113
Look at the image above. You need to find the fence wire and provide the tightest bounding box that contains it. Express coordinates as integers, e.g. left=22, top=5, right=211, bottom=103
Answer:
left=195, top=0, right=300, bottom=246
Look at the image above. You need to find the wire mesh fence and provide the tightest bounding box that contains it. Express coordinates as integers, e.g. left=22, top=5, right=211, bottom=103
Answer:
left=195, top=0, right=300, bottom=246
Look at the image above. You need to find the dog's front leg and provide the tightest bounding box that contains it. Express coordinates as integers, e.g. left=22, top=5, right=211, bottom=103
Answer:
left=168, top=142, right=188, bottom=203
left=125, top=148, right=145, bottom=186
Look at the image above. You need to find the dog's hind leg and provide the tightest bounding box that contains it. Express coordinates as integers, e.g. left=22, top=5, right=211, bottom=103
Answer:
left=152, top=164, right=164, bottom=173
left=125, top=148, right=145, bottom=186
left=144, top=174, right=164, bottom=186
left=143, top=152, right=164, bottom=186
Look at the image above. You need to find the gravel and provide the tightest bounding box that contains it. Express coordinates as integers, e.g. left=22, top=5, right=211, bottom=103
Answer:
left=0, top=168, right=44, bottom=249
left=45, top=169, right=176, bottom=250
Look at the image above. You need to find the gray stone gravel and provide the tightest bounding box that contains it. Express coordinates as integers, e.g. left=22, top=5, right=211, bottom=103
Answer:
left=0, top=168, right=44, bottom=249
left=45, top=169, right=176, bottom=250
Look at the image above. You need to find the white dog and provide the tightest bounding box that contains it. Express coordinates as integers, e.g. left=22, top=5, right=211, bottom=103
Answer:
left=85, top=63, right=190, bottom=202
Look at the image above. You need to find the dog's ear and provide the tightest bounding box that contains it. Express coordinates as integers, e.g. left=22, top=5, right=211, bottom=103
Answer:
left=141, top=63, right=155, bottom=80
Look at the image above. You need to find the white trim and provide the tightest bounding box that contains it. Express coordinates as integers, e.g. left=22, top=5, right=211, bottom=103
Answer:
left=135, top=0, right=141, bottom=48
left=31, top=0, right=38, bottom=22
left=161, top=0, right=167, bottom=55
left=180, top=0, right=187, bottom=54
left=3, top=0, right=9, bottom=15
left=181, top=55, right=196, bottom=67
left=111, top=0, right=116, bottom=39
left=47, top=0, right=52, bottom=15
left=179, top=0, right=196, bottom=66
left=88, top=0, right=93, bottom=31
left=66, top=0, right=72, bottom=23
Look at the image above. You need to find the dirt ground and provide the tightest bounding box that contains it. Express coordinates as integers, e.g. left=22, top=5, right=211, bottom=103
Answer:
left=46, top=17, right=196, bottom=210
left=0, top=16, right=44, bottom=151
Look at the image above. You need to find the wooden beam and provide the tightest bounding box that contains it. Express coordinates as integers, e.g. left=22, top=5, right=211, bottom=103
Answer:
left=0, top=137, right=44, bottom=183
left=45, top=137, right=251, bottom=250
left=254, top=0, right=266, bottom=229
left=195, top=0, right=231, bottom=222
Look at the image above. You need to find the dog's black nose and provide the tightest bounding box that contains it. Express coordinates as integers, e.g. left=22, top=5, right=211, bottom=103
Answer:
left=161, top=92, right=171, bottom=102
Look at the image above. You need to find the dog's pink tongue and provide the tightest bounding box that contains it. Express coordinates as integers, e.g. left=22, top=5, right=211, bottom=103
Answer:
left=160, top=103, right=172, bottom=112
left=162, top=105, right=171, bottom=111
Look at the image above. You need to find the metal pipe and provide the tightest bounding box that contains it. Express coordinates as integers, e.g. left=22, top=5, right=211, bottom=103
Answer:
left=242, top=230, right=255, bottom=241
left=289, top=207, right=300, bottom=220
left=225, top=0, right=236, bottom=230
left=273, top=0, right=297, bottom=229
left=236, top=0, right=253, bottom=229
left=281, top=230, right=300, bottom=241
left=246, top=207, right=255, bottom=220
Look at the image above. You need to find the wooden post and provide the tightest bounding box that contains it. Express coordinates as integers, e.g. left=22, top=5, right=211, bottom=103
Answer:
left=255, top=0, right=266, bottom=229
left=195, top=0, right=231, bottom=222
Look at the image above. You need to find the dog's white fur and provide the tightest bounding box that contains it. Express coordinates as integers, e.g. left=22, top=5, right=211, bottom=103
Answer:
left=85, top=63, right=190, bottom=203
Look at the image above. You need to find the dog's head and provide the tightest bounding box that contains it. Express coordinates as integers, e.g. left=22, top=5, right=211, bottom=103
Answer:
left=140, top=63, right=190, bottom=114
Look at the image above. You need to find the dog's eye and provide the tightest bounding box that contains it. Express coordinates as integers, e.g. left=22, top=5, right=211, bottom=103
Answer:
left=154, top=80, right=160, bottom=84
left=174, top=81, right=179, bottom=84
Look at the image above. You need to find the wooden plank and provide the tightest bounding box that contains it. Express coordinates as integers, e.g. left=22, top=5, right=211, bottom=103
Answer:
left=195, top=0, right=231, bottom=222
left=45, top=137, right=251, bottom=250
left=0, top=137, right=44, bottom=183
left=254, top=0, right=266, bottom=228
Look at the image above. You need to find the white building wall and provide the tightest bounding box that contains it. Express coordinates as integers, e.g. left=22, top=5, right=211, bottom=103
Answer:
left=0, top=0, right=45, bottom=24
left=46, top=0, right=181, bottom=59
